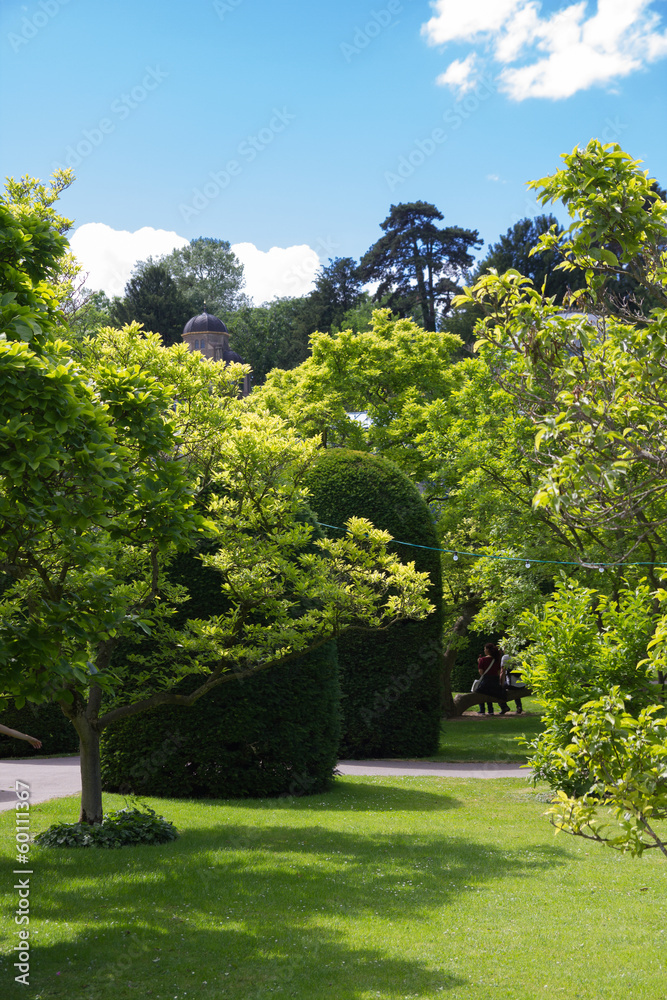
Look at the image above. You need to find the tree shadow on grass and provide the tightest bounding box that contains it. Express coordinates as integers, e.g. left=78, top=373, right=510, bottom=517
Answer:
left=219, top=778, right=463, bottom=813
left=0, top=782, right=570, bottom=999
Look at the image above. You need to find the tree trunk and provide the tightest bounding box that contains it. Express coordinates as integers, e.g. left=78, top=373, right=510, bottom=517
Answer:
left=72, top=713, right=104, bottom=825
left=441, top=599, right=482, bottom=717
left=452, top=687, right=533, bottom=716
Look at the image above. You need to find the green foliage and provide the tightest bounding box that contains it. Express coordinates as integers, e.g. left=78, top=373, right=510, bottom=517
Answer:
left=34, top=806, right=177, bottom=848
left=229, top=295, right=318, bottom=384
left=109, top=260, right=191, bottom=346
left=304, top=449, right=443, bottom=757
left=1, top=178, right=433, bottom=826
left=308, top=256, right=364, bottom=331
left=517, top=578, right=657, bottom=792
left=161, top=236, right=246, bottom=315
left=68, top=288, right=114, bottom=341
left=100, top=642, right=340, bottom=798
left=0, top=700, right=78, bottom=757
left=547, top=690, right=667, bottom=857
left=255, top=309, right=462, bottom=476
left=443, top=214, right=585, bottom=348
left=100, top=513, right=342, bottom=799
left=529, top=140, right=667, bottom=309
left=0, top=197, right=67, bottom=350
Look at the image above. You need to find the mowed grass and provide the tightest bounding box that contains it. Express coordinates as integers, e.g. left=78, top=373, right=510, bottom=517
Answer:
left=1, top=777, right=666, bottom=1000
left=431, top=697, right=545, bottom=763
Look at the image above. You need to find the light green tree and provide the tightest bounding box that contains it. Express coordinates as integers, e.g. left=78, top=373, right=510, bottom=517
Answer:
left=457, top=140, right=667, bottom=853
left=0, top=184, right=434, bottom=825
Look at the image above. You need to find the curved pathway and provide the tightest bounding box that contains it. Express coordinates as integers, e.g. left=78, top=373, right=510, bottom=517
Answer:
left=0, top=755, right=530, bottom=813
left=337, top=760, right=528, bottom=779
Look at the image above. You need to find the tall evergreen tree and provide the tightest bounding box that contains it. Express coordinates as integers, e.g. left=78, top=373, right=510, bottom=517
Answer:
left=358, top=201, right=481, bottom=331
left=109, top=261, right=191, bottom=346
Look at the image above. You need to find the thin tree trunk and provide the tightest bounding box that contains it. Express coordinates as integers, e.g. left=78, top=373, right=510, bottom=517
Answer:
left=441, top=599, right=482, bottom=717
left=72, top=713, right=104, bottom=825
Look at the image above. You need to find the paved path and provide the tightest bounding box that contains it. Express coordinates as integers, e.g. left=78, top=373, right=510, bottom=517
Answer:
left=0, top=756, right=81, bottom=813
left=338, top=760, right=528, bottom=779
left=0, top=756, right=529, bottom=812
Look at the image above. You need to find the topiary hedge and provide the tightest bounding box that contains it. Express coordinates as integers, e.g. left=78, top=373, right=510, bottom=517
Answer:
left=100, top=514, right=341, bottom=799
left=0, top=701, right=78, bottom=758
left=304, top=449, right=443, bottom=758
left=100, top=642, right=340, bottom=799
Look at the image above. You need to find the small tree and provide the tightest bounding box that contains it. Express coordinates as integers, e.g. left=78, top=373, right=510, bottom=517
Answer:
left=161, top=236, right=247, bottom=315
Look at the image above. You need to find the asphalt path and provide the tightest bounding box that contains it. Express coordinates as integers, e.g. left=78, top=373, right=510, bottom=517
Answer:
left=0, top=755, right=529, bottom=812
left=0, top=756, right=81, bottom=813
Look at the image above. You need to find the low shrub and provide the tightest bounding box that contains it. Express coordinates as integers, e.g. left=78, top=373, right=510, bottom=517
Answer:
left=34, top=806, right=178, bottom=848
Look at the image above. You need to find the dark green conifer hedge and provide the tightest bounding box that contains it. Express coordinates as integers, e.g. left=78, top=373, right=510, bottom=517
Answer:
left=100, top=641, right=340, bottom=799
left=100, top=517, right=341, bottom=799
left=304, top=449, right=443, bottom=758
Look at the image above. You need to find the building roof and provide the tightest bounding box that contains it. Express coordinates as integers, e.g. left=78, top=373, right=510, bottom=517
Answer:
left=182, top=311, right=229, bottom=336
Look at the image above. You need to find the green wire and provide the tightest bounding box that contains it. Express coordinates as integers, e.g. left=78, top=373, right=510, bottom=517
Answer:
left=314, top=522, right=667, bottom=571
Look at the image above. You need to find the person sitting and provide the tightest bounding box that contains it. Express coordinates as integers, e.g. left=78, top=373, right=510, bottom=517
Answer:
left=476, top=643, right=510, bottom=716
left=501, top=651, right=524, bottom=714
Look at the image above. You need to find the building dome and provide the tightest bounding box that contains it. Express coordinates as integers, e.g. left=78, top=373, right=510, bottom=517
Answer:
left=182, top=311, right=228, bottom=336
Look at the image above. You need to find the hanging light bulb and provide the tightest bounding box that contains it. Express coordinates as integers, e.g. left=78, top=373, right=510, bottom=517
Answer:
left=525, top=561, right=531, bottom=569
left=453, top=553, right=459, bottom=561
left=598, top=566, right=604, bottom=573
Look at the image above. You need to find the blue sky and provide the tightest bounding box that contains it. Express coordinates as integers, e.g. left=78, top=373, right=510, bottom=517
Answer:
left=2, top=0, right=666, bottom=302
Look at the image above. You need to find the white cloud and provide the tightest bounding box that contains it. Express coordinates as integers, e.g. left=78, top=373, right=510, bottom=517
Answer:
left=421, top=0, right=523, bottom=44
left=230, top=242, right=320, bottom=304
left=69, top=223, right=188, bottom=297
left=435, top=52, right=481, bottom=95
left=69, top=224, right=322, bottom=306
left=422, top=0, right=667, bottom=100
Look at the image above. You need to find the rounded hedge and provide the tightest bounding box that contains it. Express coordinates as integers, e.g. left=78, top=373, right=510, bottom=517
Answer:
left=304, top=449, right=443, bottom=758
left=100, top=519, right=341, bottom=799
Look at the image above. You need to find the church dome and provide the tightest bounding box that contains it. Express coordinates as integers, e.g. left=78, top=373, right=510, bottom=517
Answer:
left=183, top=311, right=229, bottom=336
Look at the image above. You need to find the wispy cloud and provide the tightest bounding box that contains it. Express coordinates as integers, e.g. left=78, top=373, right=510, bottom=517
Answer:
left=422, top=0, right=667, bottom=100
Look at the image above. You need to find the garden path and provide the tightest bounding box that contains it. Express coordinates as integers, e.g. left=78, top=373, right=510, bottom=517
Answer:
left=0, top=755, right=529, bottom=812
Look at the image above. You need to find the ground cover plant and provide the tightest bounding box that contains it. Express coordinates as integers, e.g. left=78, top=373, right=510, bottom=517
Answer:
left=2, top=778, right=666, bottom=1000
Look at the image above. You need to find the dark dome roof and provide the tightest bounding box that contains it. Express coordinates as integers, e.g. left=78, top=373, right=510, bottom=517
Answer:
left=183, top=311, right=228, bottom=336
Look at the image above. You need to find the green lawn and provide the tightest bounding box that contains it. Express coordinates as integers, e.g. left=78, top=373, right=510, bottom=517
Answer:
left=2, top=778, right=666, bottom=1000
left=431, top=697, right=544, bottom=764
